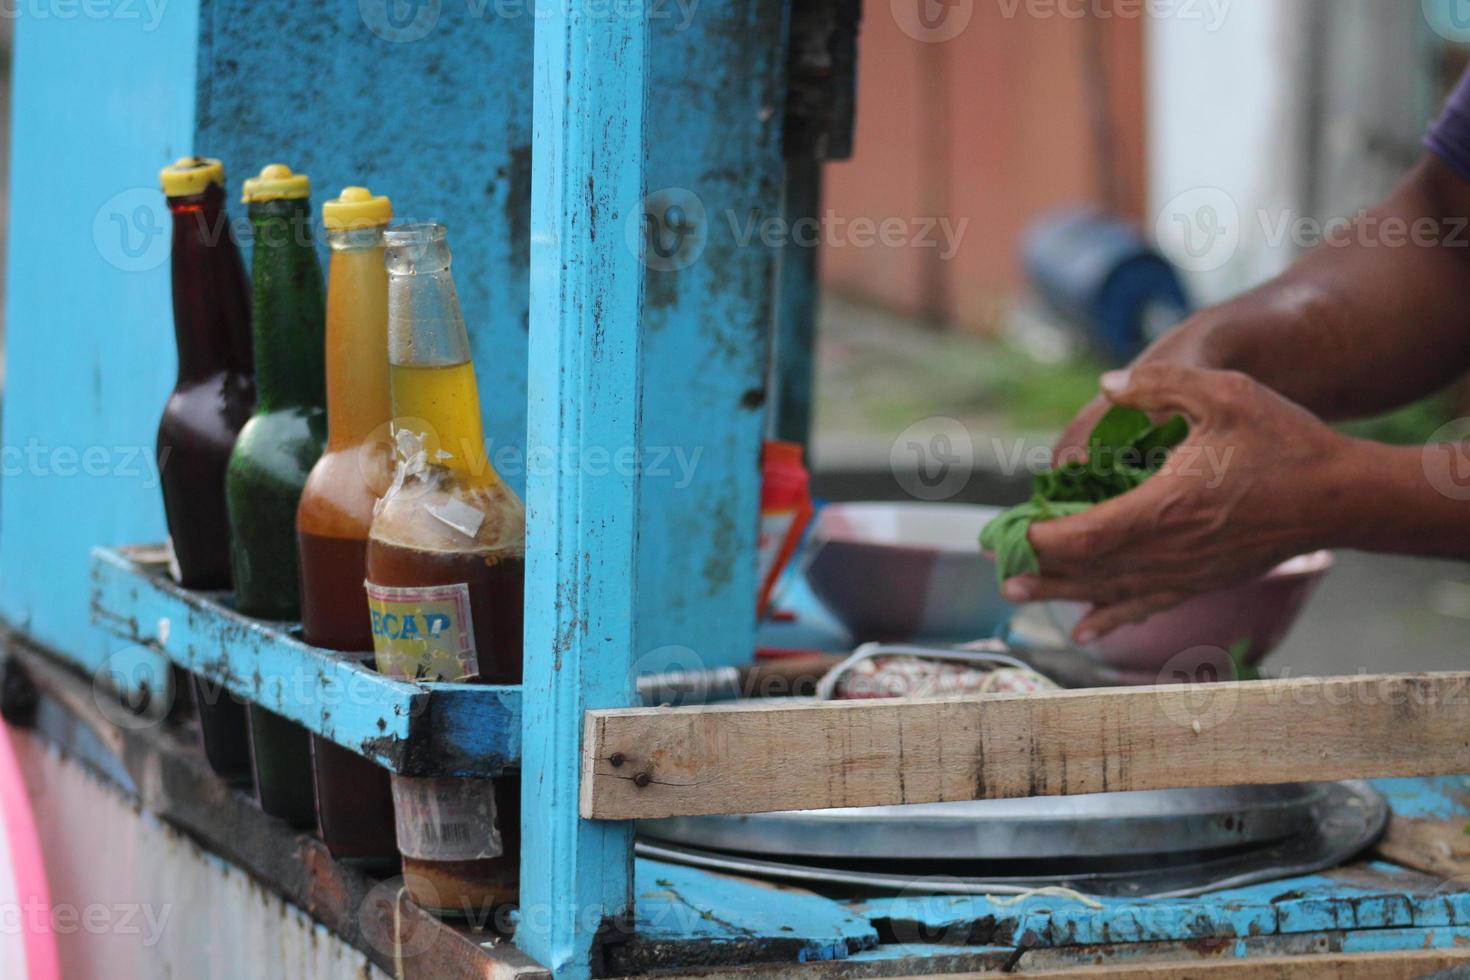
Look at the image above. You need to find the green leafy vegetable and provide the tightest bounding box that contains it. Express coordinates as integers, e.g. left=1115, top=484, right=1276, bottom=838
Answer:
left=1131, top=415, right=1189, bottom=461
left=1227, top=637, right=1258, bottom=682
left=980, top=405, right=1189, bottom=583
left=1087, top=405, right=1152, bottom=457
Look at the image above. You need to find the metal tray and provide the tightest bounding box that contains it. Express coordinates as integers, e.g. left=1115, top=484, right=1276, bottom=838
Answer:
left=636, top=781, right=1387, bottom=900
left=639, top=782, right=1329, bottom=861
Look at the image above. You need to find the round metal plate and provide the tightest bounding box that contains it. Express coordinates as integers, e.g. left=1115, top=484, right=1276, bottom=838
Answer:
left=639, top=782, right=1328, bottom=861
left=635, top=781, right=1387, bottom=900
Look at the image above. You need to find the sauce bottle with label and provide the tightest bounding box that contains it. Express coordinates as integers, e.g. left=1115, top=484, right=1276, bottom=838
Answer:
left=296, top=186, right=397, bottom=863
left=226, top=163, right=326, bottom=827
left=366, top=223, right=524, bottom=915
left=156, top=156, right=256, bottom=782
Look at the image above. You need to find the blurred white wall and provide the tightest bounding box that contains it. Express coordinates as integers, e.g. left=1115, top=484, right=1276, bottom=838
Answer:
left=1148, top=0, right=1440, bottom=305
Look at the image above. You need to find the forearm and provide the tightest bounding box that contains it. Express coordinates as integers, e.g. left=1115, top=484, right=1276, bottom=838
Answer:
left=1314, top=435, right=1470, bottom=559
left=1138, top=156, right=1470, bottom=420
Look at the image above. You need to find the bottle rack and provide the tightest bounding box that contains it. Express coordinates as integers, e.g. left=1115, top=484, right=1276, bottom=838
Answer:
left=89, top=545, right=520, bottom=777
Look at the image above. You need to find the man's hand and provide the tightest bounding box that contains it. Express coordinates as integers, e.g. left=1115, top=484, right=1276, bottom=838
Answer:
left=1052, top=393, right=1110, bottom=466
left=1006, top=364, right=1352, bottom=643
left=1052, top=310, right=1217, bottom=465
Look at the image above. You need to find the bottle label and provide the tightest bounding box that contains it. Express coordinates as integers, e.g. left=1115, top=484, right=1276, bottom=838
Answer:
left=391, top=776, right=503, bottom=862
left=365, top=581, right=478, bottom=681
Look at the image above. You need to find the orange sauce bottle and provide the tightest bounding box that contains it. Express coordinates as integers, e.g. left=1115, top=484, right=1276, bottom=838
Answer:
left=295, top=187, right=397, bottom=863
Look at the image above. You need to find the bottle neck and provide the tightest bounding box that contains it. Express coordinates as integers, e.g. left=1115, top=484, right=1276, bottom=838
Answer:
left=168, top=185, right=253, bottom=382
left=385, top=230, right=494, bottom=487
left=248, top=198, right=326, bottom=412
left=324, top=226, right=390, bottom=449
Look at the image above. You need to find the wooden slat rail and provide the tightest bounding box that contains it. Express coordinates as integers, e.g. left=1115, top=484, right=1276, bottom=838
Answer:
left=581, top=673, right=1470, bottom=820
left=89, top=545, right=521, bottom=777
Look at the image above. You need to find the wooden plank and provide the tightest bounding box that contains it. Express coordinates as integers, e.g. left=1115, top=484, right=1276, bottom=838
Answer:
left=1372, top=775, right=1470, bottom=879
left=995, top=948, right=1470, bottom=978
left=582, top=674, right=1470, bottom=819
left=89, top=546, right=520, bottom=777
left=1378, top=815, right=1470, bottom=881
left=519, top=1, right=647, bottom=977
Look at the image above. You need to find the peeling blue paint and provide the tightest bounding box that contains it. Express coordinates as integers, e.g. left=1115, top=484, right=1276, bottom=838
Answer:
left=90, top=547, right=520, bottom=776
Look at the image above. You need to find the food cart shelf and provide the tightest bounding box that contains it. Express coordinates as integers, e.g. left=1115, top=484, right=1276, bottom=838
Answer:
left=87, top=544, right=520, bottom=777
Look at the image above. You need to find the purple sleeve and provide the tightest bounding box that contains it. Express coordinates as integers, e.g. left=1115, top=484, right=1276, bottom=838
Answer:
left=1426, top=69, right=1470, bottom=181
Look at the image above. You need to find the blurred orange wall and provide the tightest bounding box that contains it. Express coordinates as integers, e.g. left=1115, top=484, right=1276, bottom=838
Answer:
left=821, top=1, right=1146, bottom=331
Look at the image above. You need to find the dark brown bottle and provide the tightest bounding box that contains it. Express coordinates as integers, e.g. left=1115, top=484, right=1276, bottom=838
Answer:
left=156, top=156, right=255, bottom=782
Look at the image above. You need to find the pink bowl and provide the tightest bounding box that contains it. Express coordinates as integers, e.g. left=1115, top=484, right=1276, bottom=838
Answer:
left=1026, top=552, right=1333, bottom=683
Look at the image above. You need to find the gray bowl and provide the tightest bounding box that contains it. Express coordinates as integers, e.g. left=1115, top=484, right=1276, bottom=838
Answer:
left=802, top=502, right=1011, bottom=642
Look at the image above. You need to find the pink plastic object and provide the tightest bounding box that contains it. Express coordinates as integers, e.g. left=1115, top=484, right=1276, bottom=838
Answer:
left=1044, top=552, right=1334, bottom=684
left=0, top=722, right=60, bottom=980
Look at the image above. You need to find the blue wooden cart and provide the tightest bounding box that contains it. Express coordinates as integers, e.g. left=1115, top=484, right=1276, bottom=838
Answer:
left=7, top=2, right=1470, bottom=978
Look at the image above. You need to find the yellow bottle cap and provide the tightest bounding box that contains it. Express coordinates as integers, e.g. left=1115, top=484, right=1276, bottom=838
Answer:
left=241, top=163, right=311, bottom=203
left=159, top=156, right=225, bottom=197
left=322, top=186, right=393, bottom=230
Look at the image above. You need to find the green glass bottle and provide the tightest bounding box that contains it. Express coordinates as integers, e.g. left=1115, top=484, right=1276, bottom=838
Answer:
left=226, top=162, right=326, bottom=828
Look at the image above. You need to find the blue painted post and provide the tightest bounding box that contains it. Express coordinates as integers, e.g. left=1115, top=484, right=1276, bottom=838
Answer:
left=521, top=2, right=648, bottom=977
left=0, top=1, right=204, bottom=686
